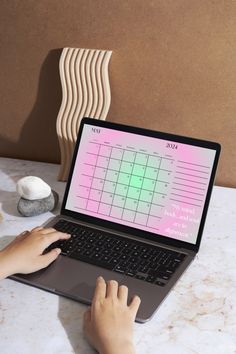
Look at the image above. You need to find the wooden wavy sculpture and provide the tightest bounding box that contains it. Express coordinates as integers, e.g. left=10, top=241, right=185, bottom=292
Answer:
left=56, top=47, right=112, bottom=181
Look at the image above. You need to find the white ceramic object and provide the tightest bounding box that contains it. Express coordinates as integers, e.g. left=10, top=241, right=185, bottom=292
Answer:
left=16, top=176, right=51, bottom=200
left=56, top=47, right=112, bottom=181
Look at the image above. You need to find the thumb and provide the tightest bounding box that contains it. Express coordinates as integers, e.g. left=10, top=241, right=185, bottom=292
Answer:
left=83, top=307, right=91, bottom=323
left=40, top=248, right=61, bottom=268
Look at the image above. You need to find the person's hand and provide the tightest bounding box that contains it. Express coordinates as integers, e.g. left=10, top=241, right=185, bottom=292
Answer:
left=0, top=227, right=70, bottom=279
left=83, top=276, right=141, bottom=354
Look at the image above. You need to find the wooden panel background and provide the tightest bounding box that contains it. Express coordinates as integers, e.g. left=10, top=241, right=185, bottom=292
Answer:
left=0, top=0, right=236, bottom=186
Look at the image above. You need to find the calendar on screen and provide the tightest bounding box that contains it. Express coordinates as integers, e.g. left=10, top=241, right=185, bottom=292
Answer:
left=66, top=124, right=216, bottom=244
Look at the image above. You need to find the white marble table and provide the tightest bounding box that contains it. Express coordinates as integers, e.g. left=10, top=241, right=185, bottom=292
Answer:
left=0, top=157, right=235, bottom=354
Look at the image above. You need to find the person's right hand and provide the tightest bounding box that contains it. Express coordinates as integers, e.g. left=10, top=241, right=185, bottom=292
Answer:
left=83, top=276, right=141, bottom=354
left=0, top=227, right=70, bottom=279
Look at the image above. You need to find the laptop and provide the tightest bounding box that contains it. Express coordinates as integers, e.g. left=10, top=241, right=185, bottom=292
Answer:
left=12, top=117, right=221, bottom=322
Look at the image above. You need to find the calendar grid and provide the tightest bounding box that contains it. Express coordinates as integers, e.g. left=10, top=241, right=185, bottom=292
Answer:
left=148, top=156, right=163, bottom=228
left=96, top=145, right=112, bottom=215
left=85, top=145, right=101, bottom=210
left=133, top=151, right=149, bottom=226
left=78, top=181, right=168, bottom=200
left=76, top=142, right=175, bottom=230
left=120, top=150, right=137, bottom=222
left=109, top=147, right=125, bottom=219
left=87, top=142, right=174, bottom=163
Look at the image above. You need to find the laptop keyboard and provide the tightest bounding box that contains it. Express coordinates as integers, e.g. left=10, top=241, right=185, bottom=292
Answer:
left=47, top=219, right=186, bottom=287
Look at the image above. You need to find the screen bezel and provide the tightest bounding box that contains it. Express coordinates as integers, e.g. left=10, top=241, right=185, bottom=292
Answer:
left=61, top=117, right=221, bottom=253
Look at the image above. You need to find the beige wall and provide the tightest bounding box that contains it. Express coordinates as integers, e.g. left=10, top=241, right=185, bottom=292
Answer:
left=0, top=0, right=236, bottom=186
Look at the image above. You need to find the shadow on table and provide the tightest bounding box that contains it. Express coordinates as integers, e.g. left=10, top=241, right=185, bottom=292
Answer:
left=58, top=297, right=95, bottom=354
left=0, top=235, right=15, bottom=249
left=0, top=190, right=20, bottom=217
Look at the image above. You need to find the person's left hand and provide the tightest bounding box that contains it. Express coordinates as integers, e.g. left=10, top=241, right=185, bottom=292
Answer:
left=0, top=227, right=70, bottom=279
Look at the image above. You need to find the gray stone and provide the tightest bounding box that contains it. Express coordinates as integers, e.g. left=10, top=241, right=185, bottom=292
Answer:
left=17, top=190, right=59, bottom=217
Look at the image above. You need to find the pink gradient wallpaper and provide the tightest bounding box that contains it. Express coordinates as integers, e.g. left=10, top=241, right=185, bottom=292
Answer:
left=66, top=124, right=216, bottom=244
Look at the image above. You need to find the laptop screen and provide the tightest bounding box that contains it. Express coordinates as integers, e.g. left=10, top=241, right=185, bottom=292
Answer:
left=65, top=121, right=218, bottom=246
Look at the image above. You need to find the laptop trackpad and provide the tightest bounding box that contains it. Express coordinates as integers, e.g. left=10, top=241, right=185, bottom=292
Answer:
left=39, top=256, right=125, bottom=302
left=68, top=269, right=124, bottom=302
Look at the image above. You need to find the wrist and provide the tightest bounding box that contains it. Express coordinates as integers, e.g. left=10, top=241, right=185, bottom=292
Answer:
left=0, top=250, right=14, bottom=280
left=99, top=340, right=136, bottom=354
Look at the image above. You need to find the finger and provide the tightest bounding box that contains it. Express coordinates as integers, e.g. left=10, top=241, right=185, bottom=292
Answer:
left=31, top=226, right=44, bottom=232
left=20, top=230, right=30, bottom=235
left=43, top=231, right=71, bottom=248
left=40, top=227, right=58, bottom=234
left=39, top=248, right=61, bottom=268
left=118, top=284, right=128, bottom=304
left=106, top=280, right=119, bottom=299
left=129, top=295, right=141, bottom=318
left=15, top=230, right=30, bottom=242
left=93, top=276, right=106, bottom=302
left=18, top=230, right=30, bottom=238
